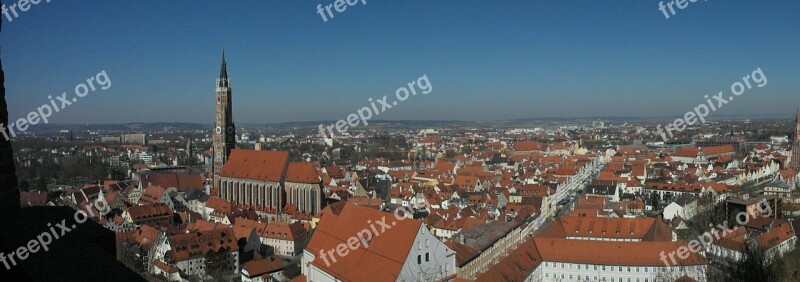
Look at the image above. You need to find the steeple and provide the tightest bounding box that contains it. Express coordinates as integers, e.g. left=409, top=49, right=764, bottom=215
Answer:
left=219, top=50, right=228, bottom=79
left=217, top=50, right=229, bottom=88
left=796, top=107, right=799, bottom=123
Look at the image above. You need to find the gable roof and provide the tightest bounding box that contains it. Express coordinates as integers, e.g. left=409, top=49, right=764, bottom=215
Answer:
left=285, top=162, right=321, bottom=184
left=145, top=173, right=205, bottom=192
left=220, top=149, right=289, bottom=182
left=306, top=203, right=425, bottom=281
left=534, top=237, right=706, bottom=266
left=475, top=237, right=542, bottom=282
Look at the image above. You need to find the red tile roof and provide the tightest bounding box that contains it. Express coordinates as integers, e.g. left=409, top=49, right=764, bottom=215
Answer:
left=673, top=148, right=701, bottom=158
left=514, top=141, right=546, bottom=152
left=475, top=237, right=542, bottom=282
left=701, top=145, right=735, bottom=156
left=306, top=203, right=426, bottom=281
left=220, top=149, right=289, bottom=182
left=534, top=237, right=706, bottom=266
left=138, top=185, right=166, bottom=205
left=127, top=203, right=173, bottom=222
left=242, top=256, right=286, bottom=277
left=145, top=173, right=205, bottom=192
left=285, top=162, right=321, bottom=184
left=757, top=221, right=795, bottom=250
left=20, top=191, right=48, bottom=207
left=166, top=227, right=238, bottom=261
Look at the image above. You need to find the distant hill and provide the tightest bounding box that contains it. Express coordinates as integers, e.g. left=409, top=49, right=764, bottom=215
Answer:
left=28, top=113, right=794, bottom=133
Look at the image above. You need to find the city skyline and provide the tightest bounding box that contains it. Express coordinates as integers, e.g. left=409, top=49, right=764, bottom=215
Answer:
left=3, top=2, right=800, bottom=281
left=2, top=1, right=799, bottom=125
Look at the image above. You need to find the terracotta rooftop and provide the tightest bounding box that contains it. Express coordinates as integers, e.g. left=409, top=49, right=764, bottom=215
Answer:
left=475, top=237, right=542, bottom=282
left=220, top=149, right=289, bottom=182
left=285, top=162, right=321, bottom=184
left=242, top=256, right=286, bottom=278
left=534, top=237, right=706, bottom=266
left=306, top=203, right=429, bottom=281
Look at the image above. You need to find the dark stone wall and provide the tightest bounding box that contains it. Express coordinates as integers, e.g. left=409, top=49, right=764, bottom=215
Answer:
left=0, top=0, right=20, bottom=211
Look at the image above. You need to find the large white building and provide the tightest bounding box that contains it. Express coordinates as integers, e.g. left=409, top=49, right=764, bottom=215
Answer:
left=534, top=238, right=707, bottom=282
left=526, top=216, right=708, bottom=282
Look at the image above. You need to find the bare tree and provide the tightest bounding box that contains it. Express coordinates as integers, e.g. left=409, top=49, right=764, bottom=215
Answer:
left=733, top=240, right=785, bottom=282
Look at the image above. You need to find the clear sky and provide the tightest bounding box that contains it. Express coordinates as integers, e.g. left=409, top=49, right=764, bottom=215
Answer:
left=1, top=1, right=799, bottom=124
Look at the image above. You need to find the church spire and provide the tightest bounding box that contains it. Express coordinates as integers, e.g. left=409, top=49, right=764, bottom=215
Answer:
left=217, top=50, right=229, bottom=89
left=219, top=49, right=228, bottom=79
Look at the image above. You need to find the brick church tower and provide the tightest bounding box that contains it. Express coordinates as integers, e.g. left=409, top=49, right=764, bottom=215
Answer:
left=212, top=51, right=236, bottom=188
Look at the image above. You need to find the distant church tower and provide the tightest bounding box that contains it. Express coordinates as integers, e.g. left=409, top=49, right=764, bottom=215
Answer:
left=793, top=110, right=800, bottom=170
left=212, top=51, right=236, bottom=188
left=185, top=137, right=193, bottom=166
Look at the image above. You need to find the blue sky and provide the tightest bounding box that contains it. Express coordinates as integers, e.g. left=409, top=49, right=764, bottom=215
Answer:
left=1, top=1, right=799, bottom=124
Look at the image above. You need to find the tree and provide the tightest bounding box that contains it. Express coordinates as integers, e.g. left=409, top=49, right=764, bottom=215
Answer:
left=283, top=255, right=302, bottom=279
left=19, top=180, right=30, bottom=192
left=117, top=241, right=145, bottom=273
left=734, top=240, right=785, bottom=282
left=36, top=177, right=47, bottom=191
left=650, top=192, right=660, bottom=211
left=203, top=248, right=230, bottom=280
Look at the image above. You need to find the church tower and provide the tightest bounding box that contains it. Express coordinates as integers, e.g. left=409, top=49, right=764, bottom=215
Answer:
left=212, top=51, right=236, bottom=188
left=185, top=137, right=193, bottom=166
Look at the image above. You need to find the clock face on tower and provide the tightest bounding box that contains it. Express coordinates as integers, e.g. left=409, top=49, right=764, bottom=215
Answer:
left=227, top=126, right=234, bottom=133
left=215, top=126, right=222, bottom=134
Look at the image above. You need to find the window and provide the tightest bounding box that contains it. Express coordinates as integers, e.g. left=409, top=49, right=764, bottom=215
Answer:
left=628, top=267, right=631, bottom=272
left=425, top=252, right=430, bottom=262
left=594, top=265, right=598, bottom=270
left=417, top=255, right=421, bottom=264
